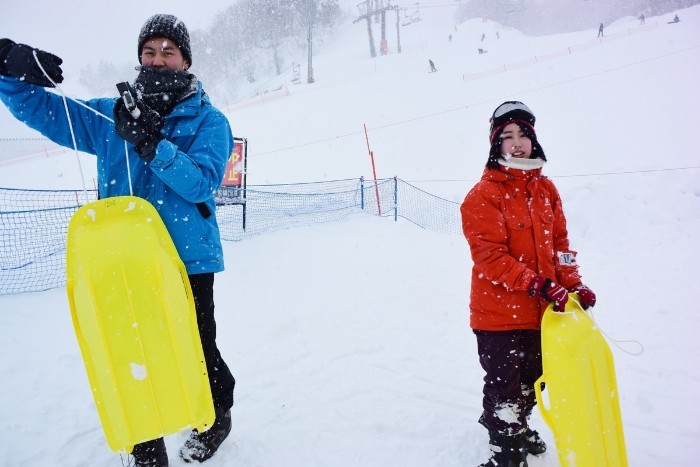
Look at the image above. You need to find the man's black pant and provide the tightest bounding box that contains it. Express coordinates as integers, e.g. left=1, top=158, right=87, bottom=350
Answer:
left=474, top=329, right=542, bottom=436
left=133, top=273, right=235, bottom=456
left=190, top=273, right=236, bottom=411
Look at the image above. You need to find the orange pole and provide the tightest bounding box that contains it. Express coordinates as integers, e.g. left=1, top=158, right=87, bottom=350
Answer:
left=363, top=124, right=382, bottom=216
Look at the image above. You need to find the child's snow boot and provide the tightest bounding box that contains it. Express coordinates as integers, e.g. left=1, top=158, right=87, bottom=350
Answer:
left=132, top=437, right=168, bottom=467
left=521, top=427, right=546, bottom=455
left=179, top=407, right=231, bottom=463
left=478, top=430, right=528, bottom=467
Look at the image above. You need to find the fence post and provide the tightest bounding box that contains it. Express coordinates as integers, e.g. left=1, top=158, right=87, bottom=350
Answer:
left=360, top=176, right=365, bottom=210
left=394, top=176, right=398, bottom=221
left=364, top=124, right=382, bottom=216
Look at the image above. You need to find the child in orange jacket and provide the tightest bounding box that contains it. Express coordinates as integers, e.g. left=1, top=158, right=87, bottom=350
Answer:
left=460, top=101, right=596, bottom=467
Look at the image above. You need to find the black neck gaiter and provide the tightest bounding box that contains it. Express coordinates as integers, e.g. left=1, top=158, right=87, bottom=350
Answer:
left=133, top=67, right=199, bottom=117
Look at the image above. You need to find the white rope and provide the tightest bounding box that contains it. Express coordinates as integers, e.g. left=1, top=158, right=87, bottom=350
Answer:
left=32, top=51, right=135, bottom=198
left=589, top=308, right=645, bottom=356
left=53, top=92, right=114, bottom=123
left=570, top=295, right=645, bottom=356
left=119, top=452, right=135, bottom=467
left=124, top=141, right=133, bottom=196
left=32, top=51, right=90, bottom=204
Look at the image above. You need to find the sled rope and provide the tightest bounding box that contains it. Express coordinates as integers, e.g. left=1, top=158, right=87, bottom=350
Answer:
left=33, top=51, right=135, bottom=198
left=120, top=452, right=136, bottom=467
left=591, top=311, right=644, bottom=356
left=32, top=50, right=89, bottom=203
left=570, top=295, right=645, bottom=356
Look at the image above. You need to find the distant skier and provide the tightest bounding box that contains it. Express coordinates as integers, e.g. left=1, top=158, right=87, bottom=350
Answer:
left=597, top=22, right=604, bottom=37
left=481, top=32, right=486, bottom=42
left=429, top=59, right=437, bottom=72
left=639, top=14, right=645, bottom=25
left=478, top=48, right=488, bottom=55
left=669, top=14, right=680, bottom=24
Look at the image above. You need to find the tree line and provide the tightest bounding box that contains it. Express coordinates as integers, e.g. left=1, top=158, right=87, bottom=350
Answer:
left=80, top=0, right=341, bottom=103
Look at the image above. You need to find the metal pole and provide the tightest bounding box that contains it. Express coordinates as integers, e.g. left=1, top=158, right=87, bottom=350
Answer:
left=395, top=8, right=401, bottom=53
left=242, top=138, right=249, bottom=230
left=393, top=176, right=398, bottom=221
left=360, top=176, right=365, bottom=210
left=380, top=11, right=387, bottom=55
left=366, top=16, right=377, bottom=58
left=307, top=0, right=315, bottom=83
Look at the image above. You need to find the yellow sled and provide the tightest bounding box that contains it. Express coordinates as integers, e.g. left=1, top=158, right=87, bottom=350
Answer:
left=535, top=294, right=627, bottom=466
left=66, top=196, right=215, bottom=452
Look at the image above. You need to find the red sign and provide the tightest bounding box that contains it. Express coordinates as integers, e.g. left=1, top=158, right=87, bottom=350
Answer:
left=223, top=140, right=244, bottom=187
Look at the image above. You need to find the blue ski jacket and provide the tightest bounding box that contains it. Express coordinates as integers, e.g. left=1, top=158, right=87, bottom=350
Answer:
left=0, top=75, right=234, bottom=274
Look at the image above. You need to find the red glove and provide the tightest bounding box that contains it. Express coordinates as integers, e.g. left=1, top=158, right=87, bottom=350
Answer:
left=570, top=284, right=596, bottom=310
left=528, top=275, right=569, bottom=312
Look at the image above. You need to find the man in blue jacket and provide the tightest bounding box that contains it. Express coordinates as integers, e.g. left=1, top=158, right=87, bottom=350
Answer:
left=0, top=14, right=235, bottom=466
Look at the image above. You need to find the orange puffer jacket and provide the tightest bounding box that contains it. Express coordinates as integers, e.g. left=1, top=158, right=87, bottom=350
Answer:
left=461, top=166, right=582, bottom=331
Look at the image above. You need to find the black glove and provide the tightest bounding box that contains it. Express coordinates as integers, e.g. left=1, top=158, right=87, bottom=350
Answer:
left=528, top=275, right=569, bottom=312
left=113, top=99, right=164, bottom=162
left=0, top=38, right=63, bottom=87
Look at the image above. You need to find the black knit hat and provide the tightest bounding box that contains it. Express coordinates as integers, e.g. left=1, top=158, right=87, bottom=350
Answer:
left=138, top=14, right=192, bottom=66
left=486, top=101, right=546, bottom=168
left=489, top=101, right=536, bottom=144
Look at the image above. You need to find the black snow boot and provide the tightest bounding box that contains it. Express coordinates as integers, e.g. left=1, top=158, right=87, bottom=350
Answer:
left=179, top=407, right=232, bottom=463
left=478, top=430, right=528, bottom=467
left=131, top=437, right=168, bottom=467
left=521, top=427, right=547, bottom=455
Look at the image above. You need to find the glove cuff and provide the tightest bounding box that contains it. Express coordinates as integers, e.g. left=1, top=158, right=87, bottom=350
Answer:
left=0, top=39, right=17, bottom=75
left=527, top=275, right=548, bottom=297
left=136, top=135, right=163, bottom=162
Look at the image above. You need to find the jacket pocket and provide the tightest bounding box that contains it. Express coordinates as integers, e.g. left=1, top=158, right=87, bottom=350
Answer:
left=539, top=211, right=554, bottom=224
left=505, top=216, right=532, bottom=231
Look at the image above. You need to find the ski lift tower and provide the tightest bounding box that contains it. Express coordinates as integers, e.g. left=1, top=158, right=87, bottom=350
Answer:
left=353, top=0, right=401, bottom=58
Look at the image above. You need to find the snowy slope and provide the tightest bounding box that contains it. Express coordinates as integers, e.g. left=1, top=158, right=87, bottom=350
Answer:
left=1, top=3, right=700, bottom=466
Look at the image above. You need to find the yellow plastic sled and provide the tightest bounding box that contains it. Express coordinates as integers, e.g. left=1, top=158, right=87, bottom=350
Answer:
left=535, top=294, right=627, bottom=466
left=66, top=196, right=215, bottom=452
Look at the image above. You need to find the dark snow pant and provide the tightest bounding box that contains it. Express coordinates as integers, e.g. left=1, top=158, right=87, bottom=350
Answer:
left=190, top=273, right=236, bottom=412
left=474, top=329, right=542, bottom=436
left=133, top=273, right=235, bottom=455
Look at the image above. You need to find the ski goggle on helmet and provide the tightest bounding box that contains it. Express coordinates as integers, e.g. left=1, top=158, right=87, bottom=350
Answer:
left=489, top=101, right=536, bottom=144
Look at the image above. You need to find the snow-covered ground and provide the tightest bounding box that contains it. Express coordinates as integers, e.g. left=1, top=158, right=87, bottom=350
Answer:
left=1, top=2, right=699, bottom=466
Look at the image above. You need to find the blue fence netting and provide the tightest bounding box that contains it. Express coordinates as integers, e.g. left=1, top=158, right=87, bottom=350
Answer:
left=0, top=177, right=461, bottom=295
